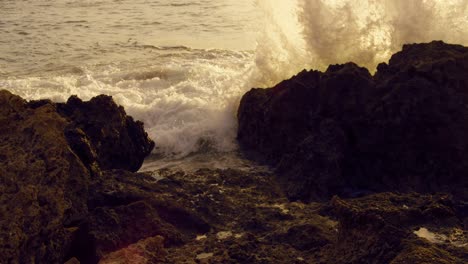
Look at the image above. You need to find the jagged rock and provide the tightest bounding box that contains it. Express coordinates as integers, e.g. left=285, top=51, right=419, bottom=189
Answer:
left=238, top=63, right=373, bottom=163
left=86, top=169, right=210, bottom=259
left=0, top=91, right=167, bottom=264
left=57, top=95, right=155, bottom=172
left=238, top=41, right=468, bottom=201
left=0, top=90, right=90, bottom=263
left=357, top=41, right=468, bottom=198
left=321, top=192, right=466, bottom=264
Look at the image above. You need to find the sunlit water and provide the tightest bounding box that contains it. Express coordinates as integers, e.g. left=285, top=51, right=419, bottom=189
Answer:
left=1, top=0, right=467, bottom=170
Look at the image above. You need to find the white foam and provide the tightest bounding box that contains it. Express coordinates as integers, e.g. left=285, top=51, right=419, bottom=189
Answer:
left=414, top=227, right=468, bottom=247
left=3, top=49, right=255, bottom=158
left=216, top=231, right=233, bottom=240
left=414, top=227, right=447, bottom=244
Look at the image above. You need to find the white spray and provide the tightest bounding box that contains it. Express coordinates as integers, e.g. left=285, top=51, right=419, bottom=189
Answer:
left=253, top=0, right=468, bottom=86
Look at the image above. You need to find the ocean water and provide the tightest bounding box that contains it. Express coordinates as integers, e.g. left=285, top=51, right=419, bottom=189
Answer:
left=1, top=0, right=467, bottom=170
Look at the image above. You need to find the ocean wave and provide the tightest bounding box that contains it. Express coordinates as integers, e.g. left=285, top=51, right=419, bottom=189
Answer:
left=2, top=48, right=255, bottom=158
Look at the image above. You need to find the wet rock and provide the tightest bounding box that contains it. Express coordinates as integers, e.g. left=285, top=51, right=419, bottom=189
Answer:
left=0, top=90, right=90, bottom=263
left=321, top=192, right=466, bottom=264
left=267, top=222, right=334, bottom=251
left=277, top=119, right=349, bottom=201
left=86, top=169, right=211, bottom=259
left=356, top=41, right=468, bottom=199
left=238, top=64, right=373, bottom=164
left=0, top=91, right=169, bottom=264
left=159, top=168, right=338, bottom=264
left=238, top=41, right=468, bottom=201
left=57, top=95, right=154, bottom=172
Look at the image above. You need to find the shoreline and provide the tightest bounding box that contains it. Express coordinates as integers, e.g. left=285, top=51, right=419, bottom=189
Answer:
left=1, top=41, right=467, bottom=263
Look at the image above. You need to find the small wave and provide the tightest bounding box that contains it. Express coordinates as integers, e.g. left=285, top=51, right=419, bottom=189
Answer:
left=118, top=70, right=169, bottom=81
left=2, top=48, right=255, bottom=159
left=158, top=45, right=192, bottom=51
left=65, top=1, right=105, bottom=8
left=138, top=44, right=192, bottom=52
left=140, top=149, right=270, bottom=173
left=63, top=20, right=88, bottom=24
left=0, top=57, right=16, bottom=63
left=168, top=3, right=200, bottom=7
left=142, top=21, right=162, bottom=26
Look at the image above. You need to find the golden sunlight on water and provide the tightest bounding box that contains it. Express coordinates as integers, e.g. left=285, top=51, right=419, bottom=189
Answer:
left=1, top=0, right=467, bottom=159
left=252, top=0, right=468, bottom=86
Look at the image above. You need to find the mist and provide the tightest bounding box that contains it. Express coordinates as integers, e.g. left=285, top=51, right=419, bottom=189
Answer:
left=254, top=0, right=468, bottom=86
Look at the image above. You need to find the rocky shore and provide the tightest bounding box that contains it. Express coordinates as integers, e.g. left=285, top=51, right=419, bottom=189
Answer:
left=1, top=41, right=467, bottom=263
left=239, top=41, right=468, bottom=202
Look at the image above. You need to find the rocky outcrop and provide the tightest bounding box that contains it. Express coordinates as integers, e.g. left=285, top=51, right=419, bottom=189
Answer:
left=322, top=192, right=467, bottom=264
left=148, top=167, right=338, bottom=264
left=0, top=90, right=90, bottom=263
left=86, top=169, right=210, bottom=260
left=56, top=95, right=155, bottom=172
left=0, top=91, right=174, bottom=263
left=99, top=168, right=466, bottom=264
left=238, top=41, right=468, bottom=201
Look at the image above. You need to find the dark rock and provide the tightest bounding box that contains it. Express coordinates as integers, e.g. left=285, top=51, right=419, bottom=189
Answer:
left=238, top=63, right=373, bottom=163
left=64, top=257, right=81, bottom=264
left=99, top=236, right=167, bottom=264
left=357, top=41, right=468, bottom=198
left=238, top=41, right=468, bottom=201
left=57, top=95, right=154, bottom=172
left=0, top=90, right=90, bottom=263
left=277, top=119, right=349, bottom=201
left=0, top=91, right=183, bottom=263
left=269, top=223, right=334, bottom=251
left=158, top=168, right=338, bottom=264
left=86, top=169, right=211, bottom=258
left=322, top=192, right=466, bottom=264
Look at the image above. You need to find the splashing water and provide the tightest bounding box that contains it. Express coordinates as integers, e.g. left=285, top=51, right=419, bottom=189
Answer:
left=254, top=0, right=468, bottom=85
left=1, top=0, right=467, bottom=163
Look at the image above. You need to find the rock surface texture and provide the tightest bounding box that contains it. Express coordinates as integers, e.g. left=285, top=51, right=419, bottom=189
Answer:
left=0, top=90, right=90, bottom=264
left=0, top=91, right=173, bottom=263
left=56, top=95, right=155, bottom=173
left=238, top=41, right=468, bottom=202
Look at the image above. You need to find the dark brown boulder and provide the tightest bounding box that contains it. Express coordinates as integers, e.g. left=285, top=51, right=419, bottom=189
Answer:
left=0, top=90, right=90, bottom=263
left=0, top=91, right=170, bottom=263
left=276, top=119, right=349, bottom=201
left=238, top=64, right=373, bottom=163
left=355, top=41, right=468, bottom=198
left=238, top=41, right=468, bottom=201
left=57, top=95, right=155, bottom=172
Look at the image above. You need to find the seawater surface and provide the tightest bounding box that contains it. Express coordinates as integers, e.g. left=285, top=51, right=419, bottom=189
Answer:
left=1, top=0, right=467, bottom=170
left=1, top=0, right=262, bottom=170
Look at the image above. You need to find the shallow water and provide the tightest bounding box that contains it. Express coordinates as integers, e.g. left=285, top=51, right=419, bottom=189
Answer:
left=1, top=0, right=467, bottom=169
